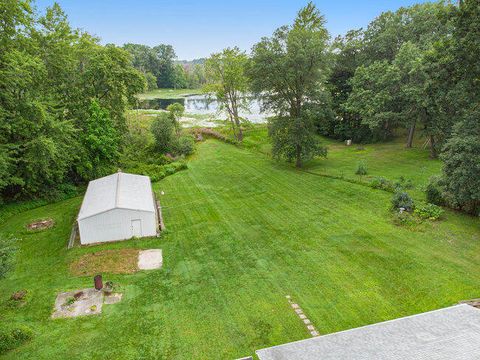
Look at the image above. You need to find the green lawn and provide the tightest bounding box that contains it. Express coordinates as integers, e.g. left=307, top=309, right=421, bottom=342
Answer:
left=1, top=139, right=479, bottom=359
left=137, top=88, right=202, bottom=100
left=241, top=126, right=442, bottom=199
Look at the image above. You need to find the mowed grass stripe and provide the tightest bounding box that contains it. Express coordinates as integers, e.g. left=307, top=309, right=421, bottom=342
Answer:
left=1, top=139, right=479, bottom=359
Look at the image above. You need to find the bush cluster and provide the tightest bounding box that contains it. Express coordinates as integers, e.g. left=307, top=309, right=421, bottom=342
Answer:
left=370, top=177, right=395, bottom=192
left=414, top=203, right=444, bottom=220
left=426, top=176, right=445, bottom=206
left=392, top=210, right=420, bottom=227
left=0, top=326, right=33, bottom=355
left=176, top=135, right=195, bottom=156
left=128, top=161, right=187, bottom=182
left=395, top=176, right=414, bottom=190
left=391, top=191, right=415, bottom=212
left=370, top=176, right=414, bottom=192
left=355, top=161, right=368, bottom=175
left=193, top=128, right=239, bottom=145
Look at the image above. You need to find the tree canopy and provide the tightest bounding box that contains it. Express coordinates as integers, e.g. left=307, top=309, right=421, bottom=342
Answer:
left=204, top=47, right=249, bottom=141
left=249, top=2, right=330, bottom=167
left=0, top=0, right=144, bottom=200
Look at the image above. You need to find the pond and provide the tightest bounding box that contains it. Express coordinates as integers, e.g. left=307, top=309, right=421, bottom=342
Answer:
left=136, top=94, right=270, bottom=123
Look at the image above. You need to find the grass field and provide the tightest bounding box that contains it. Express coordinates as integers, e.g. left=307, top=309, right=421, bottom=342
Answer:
left=1, top=137, right=479, bottom=359
left=137, top=88, right=202, bottom=100
left=241, top=126, right=442, bottom=200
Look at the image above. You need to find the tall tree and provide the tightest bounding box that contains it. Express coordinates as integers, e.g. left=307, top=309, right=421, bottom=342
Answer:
left=346, top=60, right=401, bottom=141
left=326, top=30, right=372, bottom=142
left=0, top=1, right=146, bottom=199
left=249, top=2, right=330, bottom=167
left=440, top=109, right=480, bottom=215
left=166, top=102, right=184, bottom=135
left=153, top=44, right=176, bottom=88
left=204, top=47, right=249, bottom=141
left=76, top=100, right=119, bottom=179
left=436, top=0, right=480, bottom=215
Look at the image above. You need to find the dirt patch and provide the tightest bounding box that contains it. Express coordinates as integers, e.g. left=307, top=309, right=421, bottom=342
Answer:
left=27, top=218, right=54, bottom=231
left=459, top=299, right=480, bottom=309
left=70, top=249, right=140, bottom=276
left=10, top=290, right=27, bottom=301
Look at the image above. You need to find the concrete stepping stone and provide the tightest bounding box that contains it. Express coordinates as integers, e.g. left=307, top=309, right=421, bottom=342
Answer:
left=138, top=249, right=163, bottom=270
left=104, top=293, right=123, bottom=305
left=286, top=295, right=321, bottom=337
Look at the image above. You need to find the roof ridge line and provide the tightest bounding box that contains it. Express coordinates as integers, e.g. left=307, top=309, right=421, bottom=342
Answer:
left=114, top=172, right=121, bottom=208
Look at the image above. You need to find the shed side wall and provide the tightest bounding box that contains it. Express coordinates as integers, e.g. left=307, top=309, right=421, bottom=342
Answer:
left=78, top=208, right=156, bottom=244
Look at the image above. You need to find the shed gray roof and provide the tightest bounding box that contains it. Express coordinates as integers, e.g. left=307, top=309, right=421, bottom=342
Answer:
left=78, top=172, right=155, bottom=220
left=256, top=305, right=480, bottom=360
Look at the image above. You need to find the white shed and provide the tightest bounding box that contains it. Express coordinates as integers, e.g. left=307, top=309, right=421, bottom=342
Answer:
left=77, top=172, right=158, bottom=245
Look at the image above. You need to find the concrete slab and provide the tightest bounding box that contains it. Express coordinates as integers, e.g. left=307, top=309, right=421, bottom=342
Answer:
left=138, top=249, right=163, bottom=270
left=104, top=293, right=123, bottom=305
left=52, top=288, right=103, bottom=318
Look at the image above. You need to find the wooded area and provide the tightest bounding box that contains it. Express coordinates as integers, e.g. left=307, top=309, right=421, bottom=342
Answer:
left=1, top=0, right=479, bottom=215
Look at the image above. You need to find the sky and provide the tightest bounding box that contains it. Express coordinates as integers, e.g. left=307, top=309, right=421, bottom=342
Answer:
left=34, top=0, right=430, bottom=60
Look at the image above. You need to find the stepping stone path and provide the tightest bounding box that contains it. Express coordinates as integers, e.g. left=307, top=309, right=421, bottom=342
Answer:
left=286, top=295, right=320, bottom=337
left=138, top=249, right=163, bottom=270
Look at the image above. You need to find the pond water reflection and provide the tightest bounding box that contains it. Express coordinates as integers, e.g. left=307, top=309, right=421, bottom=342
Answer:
left=136, top=94, right=270, bottom=123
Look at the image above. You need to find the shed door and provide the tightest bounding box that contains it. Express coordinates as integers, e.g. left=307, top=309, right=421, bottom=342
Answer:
left=131, top=219, right=142, bottom=237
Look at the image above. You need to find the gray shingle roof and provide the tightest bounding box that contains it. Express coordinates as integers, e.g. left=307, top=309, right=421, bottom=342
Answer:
left=256, top=305, right=480, bottom=360
left=78, top=172, right=155, bottom=220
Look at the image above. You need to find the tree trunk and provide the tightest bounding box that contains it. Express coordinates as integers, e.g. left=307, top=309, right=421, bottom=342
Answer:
left=295, top=145, right=302, bottom=168
left=233, top=107, right=243, bottom=141
left=406, top=120, right=416, bottom=148
left=429, top=135, right=437, bottom=158
left=237, top=125, right=243, bottom=141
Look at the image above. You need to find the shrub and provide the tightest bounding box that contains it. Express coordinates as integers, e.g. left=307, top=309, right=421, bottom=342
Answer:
left=395, top=176, right=414, bottom=190
left=144, top=72, right=157, bottom=91
left=0, top=325, right=33, bottom=355
left=151, top=113, right=175, bottom=153
left=440, top=109, right=480, bottom=215
left=127, top=161, right=187, bottom=182
left=392, top=210, right=419, bottom=227
left=414, top=203, right=444, bottom=220
left=176, top=135, right=195, bottom=156
left=391, top=191, right=415, bottom=212
left=193, top=128, right=239, bottom=145
left=426, top=176, right=445, bottom=206
left=370, top=177, right=395, bottom=192
left=355, top=161, right=367, bottom=175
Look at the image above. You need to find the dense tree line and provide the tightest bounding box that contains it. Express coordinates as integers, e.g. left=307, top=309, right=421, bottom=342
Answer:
left=1, top=0, right=478, bottom=215
left=326, top=0, right=479, bottom=214
left=122, top=43, right=206, bottom=89
left=0, top=1, right=145, bottom=201
left=210, top=0, right=478, bottom=214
